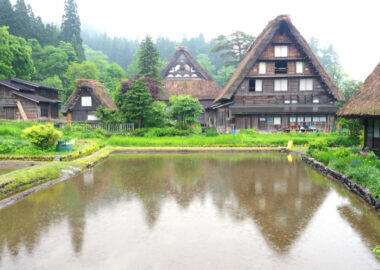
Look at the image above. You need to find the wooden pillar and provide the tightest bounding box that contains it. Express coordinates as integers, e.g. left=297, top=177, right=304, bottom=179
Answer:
left=67, top=112, right=72, bottom=125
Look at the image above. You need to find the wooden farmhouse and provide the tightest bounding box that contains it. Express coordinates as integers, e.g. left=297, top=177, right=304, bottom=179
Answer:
left=209, top=15, right=344, bottom=132
left=61, top=79, right=117, bottom=123
left=0, top=78, right=61, bottom=121
left=339, top=62, right=380, bottom=155
left=160, top=46, right=223, bottom=125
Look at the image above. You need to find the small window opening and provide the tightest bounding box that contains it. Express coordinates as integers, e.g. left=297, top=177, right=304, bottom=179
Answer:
left=249, top=79, right=256, bottom=92
left=275, top=60, right=287, bottom=74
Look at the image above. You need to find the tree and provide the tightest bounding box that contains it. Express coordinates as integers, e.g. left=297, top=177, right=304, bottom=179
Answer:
left=11, top=0, right=31, bottom=38
left=0, top=0, right=15, bottom=31
left=40, top=75, right=63, bottom=89
left=0, top=26, right=15, bottom=79
left=63, top=60, right=99, bottom=100
left=60, top=0, right=85, bottom=61
left=9, top=34, right=34, bottom=79
left=101, top=62, right=127, bottom=98
left=210, top=31, right=254, bottom=67
left=197, top=54, right=216, bottom=76
left=144, top=101, right=168, bottom=128
left=136, top=35, right=161, bottom=80
left=95, top=106, right=121, bottom=124
left=117, top=77, right=153, bottom=128
left=169, top=95, right=204, bottom=129
left=214, top=65, right=235, bottom=87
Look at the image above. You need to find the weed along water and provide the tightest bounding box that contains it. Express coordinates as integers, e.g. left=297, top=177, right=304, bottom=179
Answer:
left=0, top=153, right=379, bottom=269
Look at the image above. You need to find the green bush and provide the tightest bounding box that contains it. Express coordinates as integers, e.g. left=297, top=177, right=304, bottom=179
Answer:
left=205, top=127, right=218, bottom=137
left=0, top=126, right=16, bottom=136
left=311, top=150, right=334, bottom=164
left=239, top=129, right=258, bottom=136
left=130, top=128, right=150, bottom=137
left=307, top=139, right=328, bottom=156
left=144, top=127, right=191, bottom=137
left=0, top=140, right=16, bottom=154
left=22, top=123, right=62, bottom=149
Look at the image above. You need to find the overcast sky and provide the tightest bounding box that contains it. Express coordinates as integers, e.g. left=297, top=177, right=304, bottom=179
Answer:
left=17, top=0, right=380, bottom=81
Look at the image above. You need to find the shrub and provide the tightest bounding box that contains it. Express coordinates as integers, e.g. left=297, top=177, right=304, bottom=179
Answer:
left=0, top=140, right=16, bottom=154
left=144, top=127, right=191, bottom=137
left=0, top=126, right=16, bottom=136
left=22, top=123, right=62, bottom=149
left=130, top=128, right=150, bottom=137
left=307, top=139, right=328, bottom=155
left=239, top=129, right=258, bottom=136
left=205, top=127, right=218, bottom=137
left=312, top=150, right=334, bottom=165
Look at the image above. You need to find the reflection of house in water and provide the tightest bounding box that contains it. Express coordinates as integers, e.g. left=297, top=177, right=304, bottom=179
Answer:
left=338, top=205, right=380, bottom=251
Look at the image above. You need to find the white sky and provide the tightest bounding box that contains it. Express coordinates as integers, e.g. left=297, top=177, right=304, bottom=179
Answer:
left=17, top=0, right=380, bottom=81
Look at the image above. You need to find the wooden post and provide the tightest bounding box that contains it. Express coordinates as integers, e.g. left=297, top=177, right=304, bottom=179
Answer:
left=16, top=101, right=28, bottom=121
left=67, top=112, right=72, bottom=125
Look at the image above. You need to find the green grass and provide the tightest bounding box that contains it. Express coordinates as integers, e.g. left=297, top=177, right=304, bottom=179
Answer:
left=106, top=131, right=353, bottom=148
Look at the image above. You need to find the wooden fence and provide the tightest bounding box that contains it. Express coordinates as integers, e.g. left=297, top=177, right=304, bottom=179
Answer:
left=69, top=122, right=134, bottom=132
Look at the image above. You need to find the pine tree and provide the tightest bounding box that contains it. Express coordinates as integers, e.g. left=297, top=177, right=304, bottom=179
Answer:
left=60, top=0, right=85, bottom=61
left=137, top=35, right=161, bottom=80
left=0, top=0, right=15, bottom=30
left=11, top=0, right=31, bottom=38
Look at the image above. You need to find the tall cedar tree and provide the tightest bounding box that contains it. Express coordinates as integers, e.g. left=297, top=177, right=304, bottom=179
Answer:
left=117, top=77, right=153, bottom=128
left=211, top=31, right=254, bottom=67
left=11, top=0, right=31, bottom=39
left=60, top=0, right=85, bottom=61
left=0, top=0, right=15, bottom=31
left=137, top=35, right=161, bottom=81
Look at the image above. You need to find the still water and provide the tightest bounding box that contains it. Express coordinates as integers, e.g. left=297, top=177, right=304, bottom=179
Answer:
left=0, top=153, right=379, bottom=269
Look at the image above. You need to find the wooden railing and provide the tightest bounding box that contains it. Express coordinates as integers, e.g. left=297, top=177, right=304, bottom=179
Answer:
left=74, top=122, right=135, bottom=132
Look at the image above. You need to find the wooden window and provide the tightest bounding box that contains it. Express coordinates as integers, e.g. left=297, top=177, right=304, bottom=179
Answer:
left=274, top=117, right=281, bottom=125
left=274, top=79, right=287, bottom=91
left=259, top=62, right=266, bottom=74
left=297, top=116, right=304, bottom=122
left=313, top=116, right=320, bottom=122
left=313, top=98, right=319, bottom=103
left=274, top=45, right=288, bottom=57
left=320, top=116, right=326, bottom=122
left=290, top=117, right=296, bottom=123
left=305, top=116, right=312, bottom=122
left=275, top=60, right=287, bottom=74
left=300, top=79, right=313, bottom=91
left=267, top=117, right=274, bottom=125
left=81, top=96, right=92, bottom=107
left=296, top=62, right=303, bottom=73
left=374, top=120, right=380, bottom=138
left=249, top=79, right=262, bottom=92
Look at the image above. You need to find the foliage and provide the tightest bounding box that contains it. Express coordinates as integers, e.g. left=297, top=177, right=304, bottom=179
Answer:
left=40, top=75, right=63, bottom=89
left=197, top=54, right=216, bottom=76
left=95, top=106, right=122, bottom=124
left=0, top=26, right=34, bottom=79
left=210, top=31, right=254, bottom=67
left=169, top=95, right=204, bottom=129
left=0, top=140, right=16, bottom=154
left=214, top=65, right=235, bottom=87
left=116, top=77, right=153, bottom=128
left=63, top=60, right=100, bottom=100
left=373, top=246, right=380, bottom=260
left=60, top=0, right=84, bottom=61
left=338, top=118, right=362, bottom=145
left=61, top=123, right=106, bottom=139
left=136, top=35, right=161, bottom=81
left=143, top=127, right=191, bottom=137
left=205, top=127, right=218, bottom=137
left=22, top=123, right=62, bottom=149
left=101, top=62, right=127, bottom=98
left=143, top=101, right=168, bottom=128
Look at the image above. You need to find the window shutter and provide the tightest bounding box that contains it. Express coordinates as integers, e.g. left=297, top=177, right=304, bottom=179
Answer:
left=300, top=79, right=306, bottom=91
left=307, top=79, right=313, bottom=90
left=274, top=46, right=281, bottom=57
left=256, top=79, right=262, bottom=91
left=282, top=79, right=288, bottom=91
left=259, top=62, right=266, bottom=74
left=296, top=62, right=303, bottom=73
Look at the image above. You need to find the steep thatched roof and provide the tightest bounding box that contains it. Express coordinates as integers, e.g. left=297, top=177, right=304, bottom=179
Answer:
left=61, top=79, right=117, bottom=114
left=160, top=46, right=223, bottom=102
left=214, top=15, right=344, bottom=103
left=161, top=46, right=212, bottom=80
left=339, top=62, right=380, bottom=117
left=160, top=79, right=222, bottom=101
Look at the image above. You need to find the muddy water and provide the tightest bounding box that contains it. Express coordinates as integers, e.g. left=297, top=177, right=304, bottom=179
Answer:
left=0, top=153, right=379, bottom=269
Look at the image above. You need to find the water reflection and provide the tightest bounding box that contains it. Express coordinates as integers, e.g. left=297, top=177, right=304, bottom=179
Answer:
left=0, top=153, right=379, bottom=269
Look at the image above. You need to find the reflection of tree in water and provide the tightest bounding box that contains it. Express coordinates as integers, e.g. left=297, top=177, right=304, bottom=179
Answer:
left=0, top=153, right=377, bottom=261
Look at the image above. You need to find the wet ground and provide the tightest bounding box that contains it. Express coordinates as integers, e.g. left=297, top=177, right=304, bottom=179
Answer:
left=0, top=153, right=379, bottom=269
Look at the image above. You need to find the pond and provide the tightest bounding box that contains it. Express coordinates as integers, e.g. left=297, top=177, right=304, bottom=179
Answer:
left=0, top=153, right=379, bottom=269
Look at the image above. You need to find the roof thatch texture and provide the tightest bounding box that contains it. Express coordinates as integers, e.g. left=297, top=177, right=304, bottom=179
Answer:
left=160, top=46, right=222, bottom=101
left=214, top=15, right=344, bottom=103
left=339, top=62, right=380, bottom=117
left=61, top=79, right=117, bottom=114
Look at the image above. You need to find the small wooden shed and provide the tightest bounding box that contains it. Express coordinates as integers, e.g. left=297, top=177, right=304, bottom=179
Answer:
left=61, top=79, right=117, bottom=123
